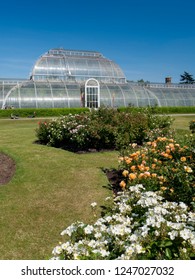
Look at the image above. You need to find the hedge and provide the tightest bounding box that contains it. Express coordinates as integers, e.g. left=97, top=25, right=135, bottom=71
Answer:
left=0, top=108, right=90, bottom=118
left=0, top=106, right=195, bottom=119
left=119, top=106, right=195, bottom=114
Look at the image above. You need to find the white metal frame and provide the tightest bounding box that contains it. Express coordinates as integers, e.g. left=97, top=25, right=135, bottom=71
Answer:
left=85, top=78, right=100, bottom=108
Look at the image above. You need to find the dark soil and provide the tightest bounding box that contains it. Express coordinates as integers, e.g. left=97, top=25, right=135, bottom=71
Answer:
left=103, top=168, right=123, bottom=194
left=0, top=153, right=16, bottom=185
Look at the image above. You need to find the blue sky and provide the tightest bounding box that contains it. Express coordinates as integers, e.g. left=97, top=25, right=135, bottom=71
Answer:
left=0, top=0, right=195, bottom=83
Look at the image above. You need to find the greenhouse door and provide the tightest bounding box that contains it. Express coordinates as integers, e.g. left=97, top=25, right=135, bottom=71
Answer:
left=85, top=78, right=100, bottom=108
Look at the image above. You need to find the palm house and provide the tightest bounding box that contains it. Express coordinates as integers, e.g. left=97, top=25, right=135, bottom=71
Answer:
left=1, top=48, right=195, bottom=109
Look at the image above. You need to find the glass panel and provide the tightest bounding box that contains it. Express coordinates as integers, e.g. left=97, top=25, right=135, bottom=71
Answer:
left=6, top=88, right=19, bottom=108
left=20, top=83, right=36, bottom=108
left=35, top=83, right=53, bottom=108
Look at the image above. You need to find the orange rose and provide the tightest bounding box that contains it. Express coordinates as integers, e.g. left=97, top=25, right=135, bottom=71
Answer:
left=130, top=165, right=136, bottom=171
left=138, top=164, right=145, bottom=171
left=122, top=170, right=129, bottom=177
left=144, top=166, right=150, bottom=171
left=125, top=158, right=132, bottom=164
left=166, top=148, right=171, bottom=154
left=119, top=180, right=126, bottom=188
left=138, top=173, right=145, bottom=179
left=129, top=173, right=137, bottom=180
left=144, top=171, right=151, bottom=177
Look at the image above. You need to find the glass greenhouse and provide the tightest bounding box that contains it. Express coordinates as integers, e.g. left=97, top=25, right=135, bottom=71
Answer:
left=1, top=48, right=195, bottom=109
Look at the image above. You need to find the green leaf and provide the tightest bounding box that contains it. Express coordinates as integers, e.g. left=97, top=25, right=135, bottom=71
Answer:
left=165, top=248, right=172, bottom=259
left=157, top=240, right=173, bottom=248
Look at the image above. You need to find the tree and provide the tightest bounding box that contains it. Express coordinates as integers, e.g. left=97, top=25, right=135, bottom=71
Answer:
left=180, top=71, right=195, bottom=84
left=137, top=79, right=150, bottom=85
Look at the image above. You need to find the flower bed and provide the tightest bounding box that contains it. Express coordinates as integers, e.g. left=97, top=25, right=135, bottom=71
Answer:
left=36, top=108, right=172, bottom=152
left=51, top=134, right=195, bottom=260
left=51, top=185, right=195, bottom=260
left=49, top=109, right=194, bottom=259
left=118, top=137, right=195, bottom=207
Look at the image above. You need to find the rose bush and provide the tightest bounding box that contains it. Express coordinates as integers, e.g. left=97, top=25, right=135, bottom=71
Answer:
left=189, top=120, right=195, bottom=133
left=36, top=108, right=172, bottom=152
left=49, top=115, right=195, bottom=260
left=51, top=185, right=195, bottom=260
left=119, top=136, right=195, bottom=207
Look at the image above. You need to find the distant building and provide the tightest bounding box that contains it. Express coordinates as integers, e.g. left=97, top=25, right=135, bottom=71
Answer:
left=1, top=48, right=195, bottom=109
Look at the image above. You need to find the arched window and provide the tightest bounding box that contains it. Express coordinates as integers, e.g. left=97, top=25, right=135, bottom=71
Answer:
left=85, top=78, right=100, bottom=108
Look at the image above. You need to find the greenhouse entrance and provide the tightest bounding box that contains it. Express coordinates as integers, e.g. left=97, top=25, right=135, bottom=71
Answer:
left=85, top=79, right=100, bottom=108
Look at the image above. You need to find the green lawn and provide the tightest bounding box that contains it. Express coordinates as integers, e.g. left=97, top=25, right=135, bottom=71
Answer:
left=0, top=119, right=118, bottom=259
left=171, top=115, right=194, bottom=130
left=0, top=114, right=194, bottom=260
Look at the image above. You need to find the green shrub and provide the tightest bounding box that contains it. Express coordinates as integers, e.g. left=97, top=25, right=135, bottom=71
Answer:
left=36, top=108, right=172, bottom=152
left=119, top=136, right=195, bottom=207
left=189, top=120, right=195, bottom=133
left=0, top=108, right=89, bottom=118
left=51, top=185, right=195, bottom=260
left=119, top=106, right=195, bottom=114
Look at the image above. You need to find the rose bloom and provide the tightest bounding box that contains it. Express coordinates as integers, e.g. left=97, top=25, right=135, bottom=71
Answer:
left=169, top=143, right=175, bottom=148
left=130, top=165, right=136, bottom=171
left=144, top=171, right=151, bottom=178
left=138, top=164, right=145, bottom=171
left=119, top=180, right=126, bottom=188
left=138, top=173, right=145, bottom=179
left=132, top=143, right=137, bottom=148
left=166, top=148, right=171, bottom=154
left=122, top=170, right=129, bottom=177
left=175, top=143, right=180, bottom=147
left=158, top=175, right=165, bottom=181
left=151, top=142, right=157, bottom=148
left=184, top=166, right=193, bottom=173
left=118, top=156, right=124, bottom=162
left=125, top=158, right=132, bottom=164
left=180, top=157, right=186, bottom=162
left=130, top=152, right=138, bottom=158
left=161, top=152, right=169, bottom=158
left=129, top=173, right=137, bottom=180
left=144, top=166, right=150, bottom=171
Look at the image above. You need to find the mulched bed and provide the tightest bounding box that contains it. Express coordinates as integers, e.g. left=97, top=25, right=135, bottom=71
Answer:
left=0, top=153, right=16, bottom=185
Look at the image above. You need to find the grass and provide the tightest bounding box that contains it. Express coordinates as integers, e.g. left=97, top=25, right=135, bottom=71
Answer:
left=171, top=115, right=194, bottom=131
left=0, top=114, right=194, bottom=260
left=0, top=119, right=118, bottom=259
left=171, top=115, right=194, bottom=142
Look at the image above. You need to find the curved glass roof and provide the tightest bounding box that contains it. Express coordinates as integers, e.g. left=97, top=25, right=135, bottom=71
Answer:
left=1, top=48, right=195, bottom=109
left=31, top=48, right=126, bottom=83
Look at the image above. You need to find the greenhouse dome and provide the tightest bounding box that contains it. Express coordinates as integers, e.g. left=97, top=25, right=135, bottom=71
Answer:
left=1, top=48, right=195, bottom=109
